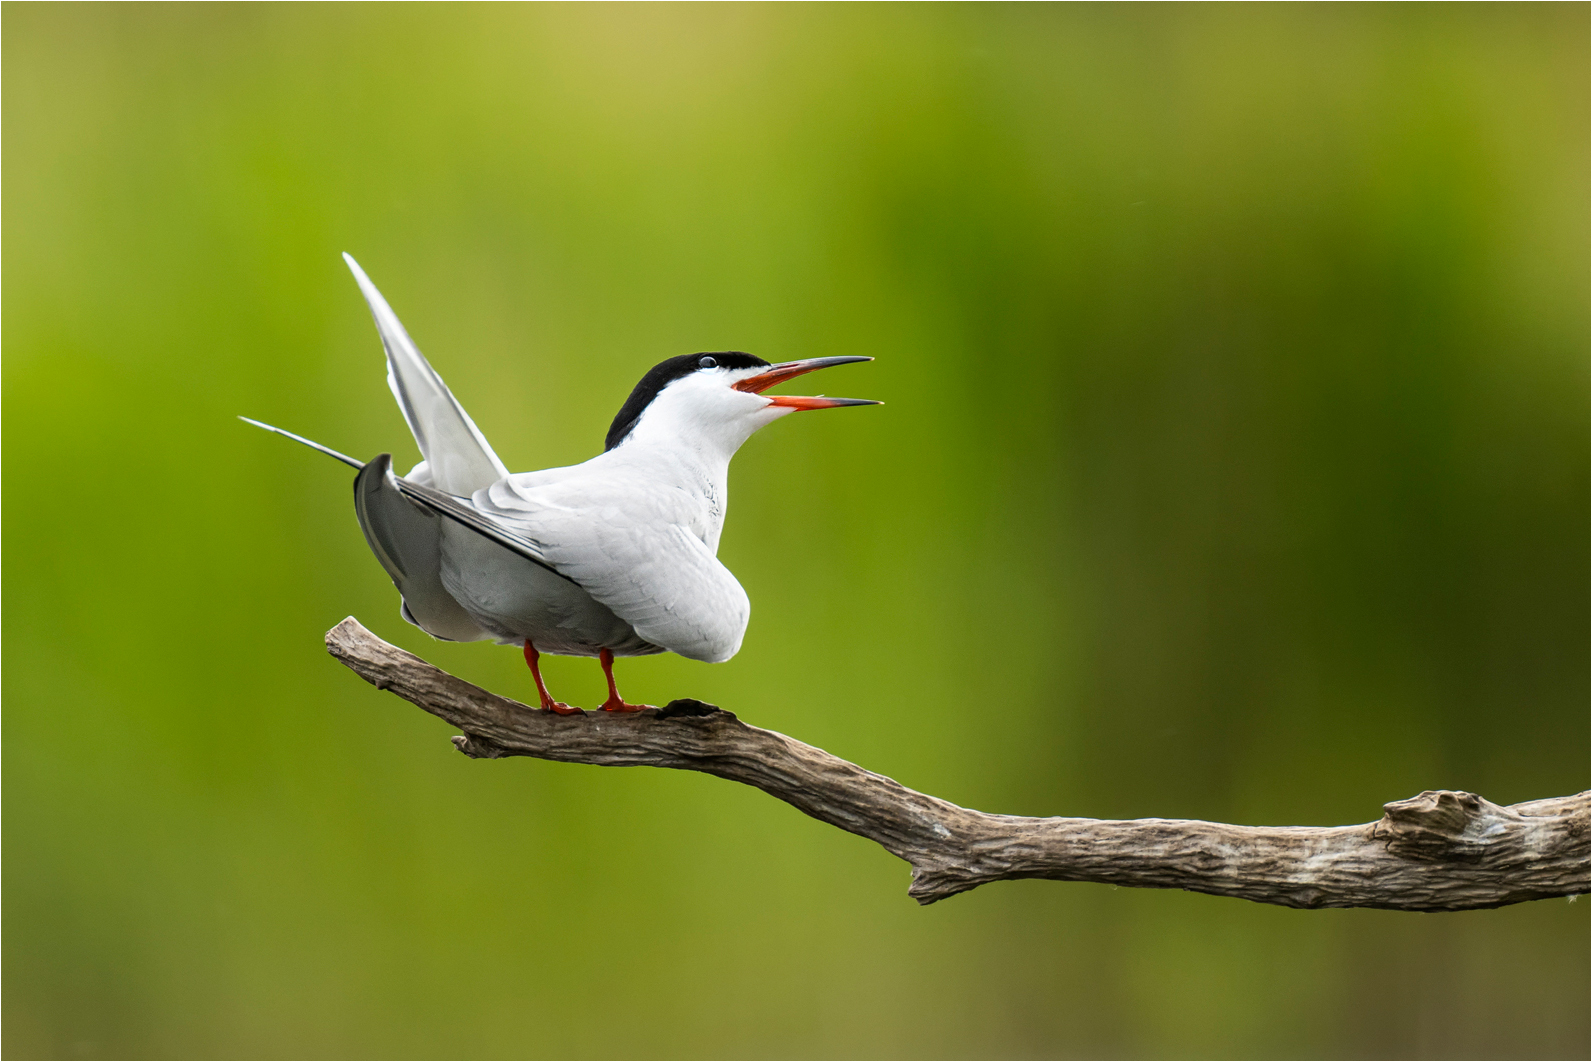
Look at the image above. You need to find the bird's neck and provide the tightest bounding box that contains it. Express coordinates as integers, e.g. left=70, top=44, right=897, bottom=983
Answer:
left=606, top=438, right=735, bottom=550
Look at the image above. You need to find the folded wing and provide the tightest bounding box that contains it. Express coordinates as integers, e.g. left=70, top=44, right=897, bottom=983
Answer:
left=477, top=476, right=751, bottom=663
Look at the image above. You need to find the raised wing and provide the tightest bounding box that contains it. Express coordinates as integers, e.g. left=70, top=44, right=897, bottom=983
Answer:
left=343, top=253, right=510, bottom=496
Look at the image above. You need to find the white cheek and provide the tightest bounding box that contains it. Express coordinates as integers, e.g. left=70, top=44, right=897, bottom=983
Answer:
left=723, top=387, right=783, bottom=421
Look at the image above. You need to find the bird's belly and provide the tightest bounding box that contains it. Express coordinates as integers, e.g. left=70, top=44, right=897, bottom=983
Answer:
left=438, top=526, right=660, bottom=658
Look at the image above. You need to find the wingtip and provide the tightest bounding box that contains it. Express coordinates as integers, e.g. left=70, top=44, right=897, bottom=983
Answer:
left=342, top=252, right=372, bottom=286
left=341, top=254, right=393, bottom=318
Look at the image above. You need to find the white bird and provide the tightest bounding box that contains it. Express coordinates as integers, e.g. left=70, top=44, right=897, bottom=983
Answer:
left=246, top=254, right=878, bottom=713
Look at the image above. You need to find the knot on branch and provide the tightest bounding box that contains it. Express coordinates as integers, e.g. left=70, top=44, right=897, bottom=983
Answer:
left=655, top=698, right=733, bottom=720
left=1375, top=790, right=1514, bottom=862
left=452, top=733, right=509, bottom=759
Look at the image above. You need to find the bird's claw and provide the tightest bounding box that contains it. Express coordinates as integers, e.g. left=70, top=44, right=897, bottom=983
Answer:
left=542, top=701, right=583, bottom=716
left=598, top=698, right=654, bottom=713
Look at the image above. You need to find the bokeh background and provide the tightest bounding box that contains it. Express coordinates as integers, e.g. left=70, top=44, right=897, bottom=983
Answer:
left=5, top=3, right=1587, bottom=1059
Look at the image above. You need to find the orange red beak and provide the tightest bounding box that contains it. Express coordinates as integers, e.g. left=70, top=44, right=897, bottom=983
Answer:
left=731, top=356, right=880, bottom=410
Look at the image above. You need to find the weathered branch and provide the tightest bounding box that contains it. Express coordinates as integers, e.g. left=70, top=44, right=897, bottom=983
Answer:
left=326, top=617, right=1589, bottom=909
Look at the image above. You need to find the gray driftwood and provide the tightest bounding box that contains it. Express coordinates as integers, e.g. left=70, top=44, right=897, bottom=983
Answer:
left=326, top=617, right=1589, bottom=909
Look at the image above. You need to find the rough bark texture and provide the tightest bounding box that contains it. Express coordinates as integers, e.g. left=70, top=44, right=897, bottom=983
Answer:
left=326, top=617, right=1589, bottom=909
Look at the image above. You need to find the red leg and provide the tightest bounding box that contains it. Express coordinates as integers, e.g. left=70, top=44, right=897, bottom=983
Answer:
left=524, top=640, right=580, bottom=715
left=597, top=648, right=653, bottom=712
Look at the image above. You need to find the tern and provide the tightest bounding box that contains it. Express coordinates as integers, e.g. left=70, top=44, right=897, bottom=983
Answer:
left=246, top=254, right=878, bottom=713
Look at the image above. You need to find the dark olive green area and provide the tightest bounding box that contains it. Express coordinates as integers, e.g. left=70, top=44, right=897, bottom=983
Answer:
left=4, top=4, right=1586, bottom=1059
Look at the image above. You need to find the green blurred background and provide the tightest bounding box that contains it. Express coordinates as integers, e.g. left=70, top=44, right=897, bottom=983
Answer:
left=5, top=3, right=1587, bottom=1059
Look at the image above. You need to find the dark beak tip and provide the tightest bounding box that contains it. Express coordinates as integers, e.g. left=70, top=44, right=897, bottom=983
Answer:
left=773, top=355, right=875, bottom=370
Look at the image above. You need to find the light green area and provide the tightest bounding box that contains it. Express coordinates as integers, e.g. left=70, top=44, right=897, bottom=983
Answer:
left=5, top=4, right=1586, bottom=1058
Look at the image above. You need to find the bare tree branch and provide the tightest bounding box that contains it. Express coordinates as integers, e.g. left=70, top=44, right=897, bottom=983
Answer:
left=326, top=617, right=1589, bottom=909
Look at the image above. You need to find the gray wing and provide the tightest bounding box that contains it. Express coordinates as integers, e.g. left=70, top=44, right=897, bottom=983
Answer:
left=343, top=254, right=510, bottom=495
left=353, top=454, right=491, bottom=641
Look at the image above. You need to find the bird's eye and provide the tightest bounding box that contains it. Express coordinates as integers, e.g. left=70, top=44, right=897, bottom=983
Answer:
left=698, top=356, right=717, bottom=369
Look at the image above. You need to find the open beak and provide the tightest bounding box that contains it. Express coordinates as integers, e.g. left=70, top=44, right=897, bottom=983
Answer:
left=731, top=356, right=881, bottom=410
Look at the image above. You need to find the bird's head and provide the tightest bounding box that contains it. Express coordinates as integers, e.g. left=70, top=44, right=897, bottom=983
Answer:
left=605, top=352, right=878, bottom=457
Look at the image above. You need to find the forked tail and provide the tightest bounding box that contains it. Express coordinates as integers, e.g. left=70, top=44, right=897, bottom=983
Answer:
left=238, top=417, right=363, bottom=469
